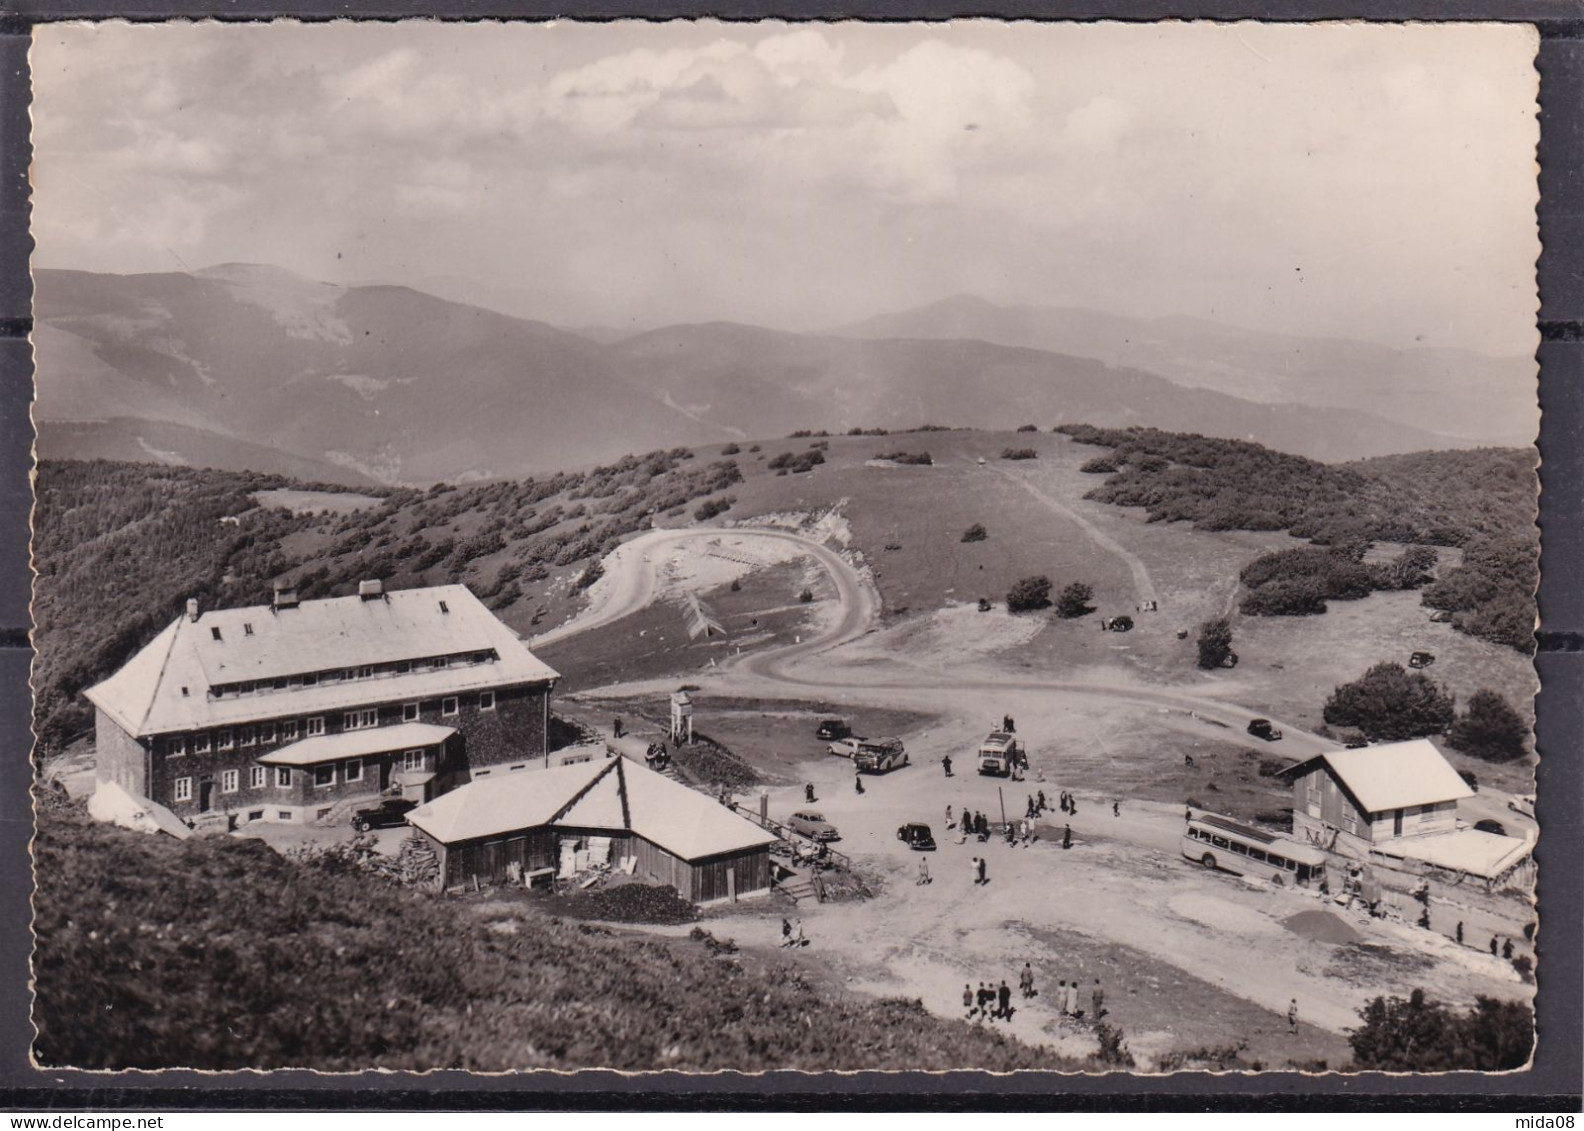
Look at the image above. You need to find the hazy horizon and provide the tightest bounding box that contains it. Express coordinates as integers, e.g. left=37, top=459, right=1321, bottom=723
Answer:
left=32, top=21, right=1541, bottom=357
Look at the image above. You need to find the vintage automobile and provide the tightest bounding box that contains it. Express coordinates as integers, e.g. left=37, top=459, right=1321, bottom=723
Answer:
left=896, top=822, right=937, bottom=851
left=351, top=797, right=419, bottom=832
left=1246, top=718, right=1284, bottom=742
left=815, top=718, right=851, bottom=741
left=787, top=810, right=841, bottom=842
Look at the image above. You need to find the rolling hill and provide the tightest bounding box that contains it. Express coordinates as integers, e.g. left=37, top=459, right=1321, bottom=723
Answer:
left=34, top=264, right=1485, bottom=482
left=833, top=295, right=1536, bottom=448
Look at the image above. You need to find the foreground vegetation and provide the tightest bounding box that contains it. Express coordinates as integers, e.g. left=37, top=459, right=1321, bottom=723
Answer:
left=1059, top=426, right=1537, bottom=653
left=32, top=798, right=1074, bottom=1072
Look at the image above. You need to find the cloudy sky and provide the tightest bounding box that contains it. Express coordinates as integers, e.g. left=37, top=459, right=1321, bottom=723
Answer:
left=31, top=21, right=1538, bottom=354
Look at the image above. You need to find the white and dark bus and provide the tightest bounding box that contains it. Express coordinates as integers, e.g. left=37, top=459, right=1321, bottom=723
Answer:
left=1182, top=812, right=1328, bottom=886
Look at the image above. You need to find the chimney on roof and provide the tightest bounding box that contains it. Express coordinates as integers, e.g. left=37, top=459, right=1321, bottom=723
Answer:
left=358, top=579, right=384, bottom=601
left=186, top=598, right=200, bottom=622
left=272, top=582, right=299, bottom=611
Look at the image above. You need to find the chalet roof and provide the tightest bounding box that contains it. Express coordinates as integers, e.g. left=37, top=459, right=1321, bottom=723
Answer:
left=407, top=759, right=612, bottom=844
left=617, top=757, right=779, bottom=860
left=1280, top=739, right=1474, bottom=813
left=83, top=584, right=558, bottom=738
left=256, top=723, right=455, bottom=767
left=1372, top=828, right=1533, bottom=879
left=408, top=755, right=777, bottom=861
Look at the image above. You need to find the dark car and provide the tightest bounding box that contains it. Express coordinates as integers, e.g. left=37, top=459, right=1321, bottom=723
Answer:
left=897, top=822, right=937, bottom=851
left=1474, top=818, right=1506, bottom=836
left=352, top=797, right=419, bottom=832
left=1247, top=718, right=1283, bottom=741
left=816, top=718, right=851, bottom=741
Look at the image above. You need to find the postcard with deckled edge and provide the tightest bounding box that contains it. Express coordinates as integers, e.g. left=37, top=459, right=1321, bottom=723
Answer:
left=25, top=18, right=1541, bottom=1077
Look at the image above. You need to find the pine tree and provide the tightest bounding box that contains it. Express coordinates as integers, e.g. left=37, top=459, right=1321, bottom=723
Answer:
left=1196, top=617, right=1234, bottom=669
left=1447, top=689, right=1529, bottom=763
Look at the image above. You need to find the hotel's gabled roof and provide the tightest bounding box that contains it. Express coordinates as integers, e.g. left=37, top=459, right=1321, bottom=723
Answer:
left=1280, top=739, right=1475, bottom=814
left=84, top=584, right=558, bottom=737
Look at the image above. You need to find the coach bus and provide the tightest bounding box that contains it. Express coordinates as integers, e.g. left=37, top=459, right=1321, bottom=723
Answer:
left=1182, top=811, right=1328, bottom=886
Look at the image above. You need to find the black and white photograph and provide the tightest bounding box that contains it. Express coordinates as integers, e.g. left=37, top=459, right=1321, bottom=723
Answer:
left=25, top=19, right=1542, bottom=1076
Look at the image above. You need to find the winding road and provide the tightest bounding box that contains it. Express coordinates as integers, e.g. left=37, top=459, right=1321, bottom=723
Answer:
left=536, top=525, right=1328, bottom=760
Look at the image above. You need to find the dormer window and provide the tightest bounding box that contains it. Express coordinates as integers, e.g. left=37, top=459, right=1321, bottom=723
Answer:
left=210, top=627, right=223, bottom=642
left=243, top=623, right=254, bottom=636
left=438, top=600, right=449, bottom=614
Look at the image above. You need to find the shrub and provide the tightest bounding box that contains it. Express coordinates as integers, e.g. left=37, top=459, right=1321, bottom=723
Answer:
left=693, top=495, right=736, bottom=522
left=798, top=588, right=814, bottom=603
left=1015, top=424, right=1039, bottom=433
left=1000, top=448, right=1038, bottom=461
left=574, top=561, right=605, bottom=591
left=1196, top=617, right=1234, bottom=669
left=748, top=444, right=761, bottom=453
left=875, top=451, right=933, bottom=466
left=1447, top=690, right=1529, bottom=763
left=1349, top=990, right=1532, bottom=1072
left=1006, top=575, right=1053, bottom=613
left=1323, top=662, right=1455, bottom=741
left=1054, top=582, right=1093, bottom=619
left=961, top=524, right=988, bottom=543
left=1080, top=456, right=1119, bottom=474
left=720, top=443, right=741, bottom=455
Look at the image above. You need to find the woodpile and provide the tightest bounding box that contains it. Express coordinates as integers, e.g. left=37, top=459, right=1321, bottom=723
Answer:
left=356, top=831, right=440, bottom=887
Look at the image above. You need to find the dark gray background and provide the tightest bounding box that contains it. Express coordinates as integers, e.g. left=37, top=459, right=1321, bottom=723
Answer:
left=0, top=3, right=1578, bottom=1109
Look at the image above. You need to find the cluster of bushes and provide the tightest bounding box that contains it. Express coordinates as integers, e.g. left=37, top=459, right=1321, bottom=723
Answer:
left=1000, top=448, right=1037, bottom=461
left=1321, top=664, right=1527, bottom=760
left=961, top=524, right=988, bottom=543
left=767, top=449, right=826, bottom=475
left=874, top=451, right=933, bottom=466
left=1238, top=544, right=1443, bottom=618
left=846, top=426, right=890, bottom=436
left=1057, top=424, right=1536, bottom=652
left=1004, top=576, right=1093, bottom=616
left=1015, top=424, right=1039, bottom=433
left=787, top=429, right=830, bottom=438
left=693, top=495, right=736, bottom=522
left=1350, top=990, right=1532, bottom=1072
left=32, top=805, right=1075, bottom=1072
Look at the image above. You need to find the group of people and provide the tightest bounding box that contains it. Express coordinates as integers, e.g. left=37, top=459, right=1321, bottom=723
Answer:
left=778, top=918, right=809, bottom=948
left=642, top=742, right=670, bottom=770
left=963, top=969, right=1108, bottom=1027
left=1454, top=920, right=1518, bottom=960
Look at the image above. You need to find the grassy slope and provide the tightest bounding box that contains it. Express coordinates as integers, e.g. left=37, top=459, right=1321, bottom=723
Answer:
left=31, top=799, right=1076, bottom=1072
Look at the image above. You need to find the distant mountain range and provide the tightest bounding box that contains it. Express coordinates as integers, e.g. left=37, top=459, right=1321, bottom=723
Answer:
left=32, top=265, right=1523, bottom=485
left=833, top=294, right=1536, bottom=447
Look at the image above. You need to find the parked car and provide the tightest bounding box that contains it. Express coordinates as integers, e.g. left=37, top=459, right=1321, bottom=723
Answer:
left=1408, top=651, right=1436, bottom=669
left=897, top=823, right=937, bottom=851
left=1474, top=818, right=1507, bottom=836
left=351, top=797, right=418, bottom=832
left=816, top=718, right=851, bottom=741
left=787, top=810, right=840, bottom=842
left=854, top=737, right=908, bottom=773
left=1247, top=718, right=1283, bottom=741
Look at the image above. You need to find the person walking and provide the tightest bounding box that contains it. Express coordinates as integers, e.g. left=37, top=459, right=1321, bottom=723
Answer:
left=977, top=982, right=992, bottom=1018
left=1065, top=978, right=1079, bottom=1019
left=943, top=755, right=953, bottom=778
left=780, top=918, right=793, bottom=947
left=1456, top=920, right=1464, bottom=946
left=613, top=717, right=623, bottom=739
left=1055, top=979, right=1068, bottom=1015
left=1503, top=938, right=1515, bottom=960
left=963, top=984, right=975, bottom=1020
left=1063, top=824, right=1073, bottom=850
left=1020, top=963, right=1035, bottom=999
left=855, top=773, right=865, bottom=795
left=1287, top=998, right=1299, bottom=1034
left=1091, top=979, right=1105, bottom=1021
left=970, top=856, right=981, bottom=885
left=805, top=782, right=816, bottom=804
left=946, top=803, right=954, bottom=829
left=1490, top=936, right=1500, bottom=956
left=977, top=856, right=988, bottom=886
left=1112, top=800, right=1121, bottom=818
left=1038, top=790, right=1048, bottom=813
left=997, top=980, right=1013, bottom=1021
left=917, top=858, right=932, bottom=886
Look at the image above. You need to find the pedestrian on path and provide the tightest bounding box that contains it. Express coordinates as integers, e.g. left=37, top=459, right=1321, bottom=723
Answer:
left=1503, top=938, right=1515, bottom=960
left=946, top=804, right=954, bottom=829
left=1065, top=979, right=1079, bottom=1019
left=806, top=783, right=816, bottom=804
left=1092, top=979, right=1105, bottom=1021
left=943, top=755, right=953, bottom=778
left=855, top=773, right=865, bottom=795
left=613, top=717, right=623, bottom=738
left=970, top=856, right=980, bottom=884
left=1287, top=998, right=1299, bottom=1034
left=1063, top=824, right=1073, bottom=850
left=1038, top=790, right=1048, bottom=813
left=1456, top=921, right=1464, bottom=946
left=917, top=858, right=932, bottom=886
left=977, top=982, right=992, bottom=1017
left=1112, top=800, right=1121, bottom=818
left=997, top=980, right=1013, bottom=1020
left=780, top=918, right=792, bottom=947
left=1020, top=963, right=1035, bottom=999
left=963, top=984, right=975, bottom=1020
left=977, top=857, right=988, bottom=885
left=1056, top=980, right=1068, bottom=1015
left=1490, top=936, right=1500, bottom=956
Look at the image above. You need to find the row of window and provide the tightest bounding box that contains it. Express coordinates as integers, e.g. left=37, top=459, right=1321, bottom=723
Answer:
left=163, top=693, right=494, bottom=757
left=208, top=650, right=499, bottom=699
left=171, top=750, right=429, bottom=803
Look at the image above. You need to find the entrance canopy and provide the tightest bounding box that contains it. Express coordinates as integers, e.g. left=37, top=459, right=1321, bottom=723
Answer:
left=257, top=722, right=455, bottom=767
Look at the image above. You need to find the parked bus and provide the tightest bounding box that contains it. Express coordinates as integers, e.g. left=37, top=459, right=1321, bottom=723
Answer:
left=1182, top=812, right=1327, bottom=886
